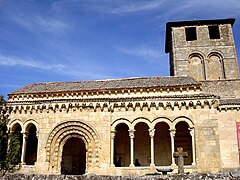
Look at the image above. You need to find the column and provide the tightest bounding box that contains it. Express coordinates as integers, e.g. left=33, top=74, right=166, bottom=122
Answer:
left=149, top=129, right=155, bottom=167
left=170, top=129, right=176, bottom=167
left=189, top=128, right=196, bottom=166
left=21, top=132, right=28, bottom=165
left=128, top=129, right=135, bottom=167
left=110, top=130, right=116, bottom=167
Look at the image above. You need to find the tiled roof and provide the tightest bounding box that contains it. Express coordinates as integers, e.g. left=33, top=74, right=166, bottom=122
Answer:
left=220, top=99, right=240, bottom=105
left=9, top=76, right=200, bottom=95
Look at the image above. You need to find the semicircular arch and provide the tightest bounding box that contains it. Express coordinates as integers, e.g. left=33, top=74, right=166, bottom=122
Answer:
left=188, top=51, right=205, bottom=60
left=207, top=51, right=223, bottom=59
left=111, top=118, right=131, bottom=131
left=132, top=117, right=151, bottom=129
left=23, top=119, right=38, bottom=133
left=152, top=117, right=173, bottom=129
left=172, top=116, right=194, bottom=129
left=46, top=120, right=100, bottom=172
left=8, top=119, right=23, bottom=132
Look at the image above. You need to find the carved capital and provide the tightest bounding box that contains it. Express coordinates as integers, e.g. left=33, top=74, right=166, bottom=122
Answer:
left=148, top=129, right=155, bottom=138
left=128, top=129, right=135, bottom=139
left=188, top=128, right=195, bottom=137
left=169, top=129, right=176, bottom=137
left=110, top=131, right=116, bottom=139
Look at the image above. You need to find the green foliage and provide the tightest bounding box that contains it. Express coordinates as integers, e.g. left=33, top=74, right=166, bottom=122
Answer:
left=0, top=95, right=21, bottom=175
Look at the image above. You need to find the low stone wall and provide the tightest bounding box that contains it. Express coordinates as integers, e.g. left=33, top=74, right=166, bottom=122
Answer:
left=1, top=172, right=240, bottom=180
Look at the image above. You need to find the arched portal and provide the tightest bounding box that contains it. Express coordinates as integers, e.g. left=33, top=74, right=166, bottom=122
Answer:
left=154, top=122, right=171, bottom=166
left=174, top=122, right=193, bottom=165
left=61, top=137, right=86, bottom=175
left=46, top=121, right=100, bottom=173
left=25, top=124, right=38, bottom=165
left=134, top=122, right=150, bottom=166
left=114, top=123, right=130, bottom=167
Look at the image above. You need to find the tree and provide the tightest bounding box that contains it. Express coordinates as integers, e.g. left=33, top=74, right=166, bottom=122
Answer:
left=0, top=95, right=21, bottom=175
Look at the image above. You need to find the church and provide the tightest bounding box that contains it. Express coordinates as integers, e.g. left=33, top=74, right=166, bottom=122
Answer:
left=7, top=18, right=240, bottom=175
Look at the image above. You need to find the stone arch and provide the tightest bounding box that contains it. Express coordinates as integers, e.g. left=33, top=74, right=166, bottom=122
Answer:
left=154, top=121, right=172, bottom=166
left=132, top=117, right=151, bottom=129
left=114, top=123, right=130, bottom=167
left=46, top=120, right=100, bottom=173
left=188, top=52, right=206, bottom=80
left=59, top=134, right=87, bottom=174
left=7, top=120, right=23, bottom=164
left=23, top=119, right=38, bottom=134
left=134, top=121, right=151, bottom=166
left=206, top=51, right=225, bottom=80
left=172, top=116, right=194, bottom=129
left=111, top=118, right=131, bottom=131
left=152, top=117, right=173, bottom=129
left=8, top=119, right=23, bottom=132
left=24, top=123, right=38, bottom=165
left=173, top=117, right=194, bottom=165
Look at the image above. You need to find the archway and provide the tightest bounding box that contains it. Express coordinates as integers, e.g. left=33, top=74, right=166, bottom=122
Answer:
left=134, top=122, right=150, bottom=166
left=25, top=124, right=38, bottom=165
left=46, top=121, right=100, bottom=173
left=174, top=122, right=192, bottom=165
left=11, top=123, right=23, bottom=164
left=154, top=122, right=171, bottom=166
left=114, top=123, right=130, bottom=167
left=61, top=137, right=86, bottom=175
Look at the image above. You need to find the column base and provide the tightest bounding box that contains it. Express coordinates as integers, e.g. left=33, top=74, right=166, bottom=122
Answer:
left=150, top=163, right=155, bottom=167
left=129, top=164, right=135, bottom=167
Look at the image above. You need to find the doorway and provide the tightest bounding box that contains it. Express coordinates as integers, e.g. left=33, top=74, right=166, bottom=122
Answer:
left=61, top=137, right=86, bottom=175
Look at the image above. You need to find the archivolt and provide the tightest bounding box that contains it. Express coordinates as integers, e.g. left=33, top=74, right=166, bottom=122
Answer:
left=46, top=120, right=100, bottom=171
left=172, top=116, right=194, bottom=128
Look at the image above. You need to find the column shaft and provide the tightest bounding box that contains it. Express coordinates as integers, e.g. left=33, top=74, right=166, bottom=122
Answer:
left=129, top=130, right=135, bottom=167
left=170, top=129, right=176, bottom=166
left=110, top=131, right=116, bottom=167
left=189, top=128, right=196, bottom=166
left=149, top=129, right=155, bottom=167
left=21, top=133, right=28, bottom=165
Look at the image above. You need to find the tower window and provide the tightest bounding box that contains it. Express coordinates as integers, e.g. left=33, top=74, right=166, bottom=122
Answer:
left=208, top=26, right=220, bottom=39
left=185, top=27, right=197, bottom=41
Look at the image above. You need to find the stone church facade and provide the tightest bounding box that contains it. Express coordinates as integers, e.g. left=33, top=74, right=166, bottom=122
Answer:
left=7, top=18, right=240, bottom=175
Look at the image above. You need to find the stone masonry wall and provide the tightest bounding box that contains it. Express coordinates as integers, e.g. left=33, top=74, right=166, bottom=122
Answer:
left=201, top=79, right=240, bottom=98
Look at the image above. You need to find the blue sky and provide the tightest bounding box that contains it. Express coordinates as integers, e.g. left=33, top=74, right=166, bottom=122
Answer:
left=1, top=0, right=240, bottom=98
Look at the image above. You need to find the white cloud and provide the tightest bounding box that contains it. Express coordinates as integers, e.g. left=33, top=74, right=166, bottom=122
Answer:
left=117, top=45, right=162, bottom=60
left=0, top=54, right=111, bottom=80
left=112, top=0, right=165, bottom=14
left=11, top=14, right=70, bottom=34
left=0, top=54, right=65, bottom=71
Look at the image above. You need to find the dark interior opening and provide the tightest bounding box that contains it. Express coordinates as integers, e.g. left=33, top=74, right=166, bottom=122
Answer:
left=208, top=25, right=220, bottom=39
left=185, top=27, right=197, bottom=41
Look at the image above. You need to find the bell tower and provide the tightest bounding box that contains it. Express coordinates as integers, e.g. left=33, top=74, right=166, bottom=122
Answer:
left=165, top=18, right=239, bottom=81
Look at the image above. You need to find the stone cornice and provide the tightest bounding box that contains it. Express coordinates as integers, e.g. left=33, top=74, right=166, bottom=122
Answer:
left=8, top=94, right=219, bottom=113
left=8, top=84, right=202, bottom=102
